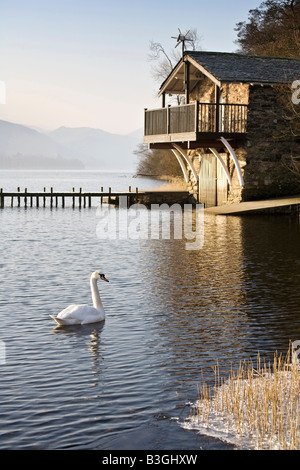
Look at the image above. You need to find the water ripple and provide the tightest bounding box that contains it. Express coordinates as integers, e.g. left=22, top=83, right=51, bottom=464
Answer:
left=0, top=204, right=300, bottom=449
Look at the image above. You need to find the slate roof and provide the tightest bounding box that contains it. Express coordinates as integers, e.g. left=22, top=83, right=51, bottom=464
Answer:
left=186, top=51, right=300, bottom=84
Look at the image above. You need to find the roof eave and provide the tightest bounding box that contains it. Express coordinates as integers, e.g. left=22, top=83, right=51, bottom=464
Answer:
left=187, top=55, right=221, bottom=87
left=158, top=59, right=185, bottom=97
left=158, top=51, right=297, bottom=96
left=158, top=54, right=222, bottom=97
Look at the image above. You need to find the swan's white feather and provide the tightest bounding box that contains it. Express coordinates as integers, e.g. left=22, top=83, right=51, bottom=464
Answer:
left=52, top=304, right=105, bottom=325
left=50, top=271, right=107, bottom=326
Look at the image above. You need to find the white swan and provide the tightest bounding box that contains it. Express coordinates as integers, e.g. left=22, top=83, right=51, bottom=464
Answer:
left=50, top=270, right=109, bottom=326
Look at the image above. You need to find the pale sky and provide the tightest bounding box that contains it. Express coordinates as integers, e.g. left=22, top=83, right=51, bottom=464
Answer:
left=0, top=0, right=261, bottom=134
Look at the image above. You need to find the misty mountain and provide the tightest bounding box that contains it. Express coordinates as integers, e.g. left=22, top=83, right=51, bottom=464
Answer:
left=0, top=119, right=71, bottom=157
left=0, top=120, right=143, bottom=170
left=48, top=126, right=143, bottom=170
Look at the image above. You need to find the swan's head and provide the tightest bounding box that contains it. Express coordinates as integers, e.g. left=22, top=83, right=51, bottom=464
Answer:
left=92, top=270, right=109, bottom=282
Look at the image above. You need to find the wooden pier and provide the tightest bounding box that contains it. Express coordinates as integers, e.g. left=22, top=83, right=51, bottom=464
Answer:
left=0, top=187, right=192, bottom=208
left=1, top=187, right=297, bottom=213
left=205, top=195, right=300, bottom=215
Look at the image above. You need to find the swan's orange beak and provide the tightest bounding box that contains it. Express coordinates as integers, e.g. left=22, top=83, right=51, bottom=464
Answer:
left=100, top=273, right=109, bottom=282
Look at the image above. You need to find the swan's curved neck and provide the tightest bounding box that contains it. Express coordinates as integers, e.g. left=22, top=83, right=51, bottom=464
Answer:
left=90, top=277, right=103, bottom=311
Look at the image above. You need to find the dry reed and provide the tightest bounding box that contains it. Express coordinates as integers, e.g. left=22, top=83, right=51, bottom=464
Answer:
left=186, top=344, right=300, bottom=450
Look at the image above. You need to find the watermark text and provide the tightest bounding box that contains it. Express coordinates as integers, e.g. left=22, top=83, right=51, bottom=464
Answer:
left=0, top=81, right=6, bottom=104
left=0, top=340, right=6, bottom=365
left=292, top=80, right=300, bottom=105
left=96, top=196, right=204, bottom=250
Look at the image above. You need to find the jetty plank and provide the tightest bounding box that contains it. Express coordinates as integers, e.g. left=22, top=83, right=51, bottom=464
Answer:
left=0, top=188, right=192, bottom=208
left=205, top=196, right=300, bottom=215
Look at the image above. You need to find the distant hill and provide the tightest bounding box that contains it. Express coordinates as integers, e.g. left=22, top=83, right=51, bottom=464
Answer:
left=0, top=120, right=143, bottom=170
left=0, top=153, right=84, bottom=170
left=47, top=126, right=143, bottom=170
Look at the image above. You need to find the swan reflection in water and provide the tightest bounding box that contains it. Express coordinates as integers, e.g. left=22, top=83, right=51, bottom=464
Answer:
left=52, top=322, right=105, bottom=381
left=49, top=269, right=109, bottom=385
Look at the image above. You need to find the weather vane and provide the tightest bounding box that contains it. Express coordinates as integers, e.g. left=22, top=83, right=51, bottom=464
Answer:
left=172, top=28, right=193, bottom=58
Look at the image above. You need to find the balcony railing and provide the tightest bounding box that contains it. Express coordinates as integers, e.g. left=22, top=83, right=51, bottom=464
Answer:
left=144, top=101, right=248, bottom=143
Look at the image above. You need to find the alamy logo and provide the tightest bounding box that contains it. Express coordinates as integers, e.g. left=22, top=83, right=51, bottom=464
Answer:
left=96, top=196, right=204, bottom=250
left=0, top=340, right=6, bottom=365
left=292, top=80, right=300, bottom=105
left=0, top=81, right=6, bottom=104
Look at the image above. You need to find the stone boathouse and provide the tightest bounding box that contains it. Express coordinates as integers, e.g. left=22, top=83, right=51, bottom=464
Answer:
left=144, top=51, right=300, bottom=207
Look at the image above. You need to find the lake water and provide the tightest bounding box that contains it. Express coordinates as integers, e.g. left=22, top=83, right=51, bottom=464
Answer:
left=0, top=170, right=300, bottom=450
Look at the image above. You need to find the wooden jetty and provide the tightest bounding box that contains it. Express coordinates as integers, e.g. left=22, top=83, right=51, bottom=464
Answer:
left=1, top=187, right=299, bottom=213
left=205, top=195, right=300, bottom=215
left=0, top=186, right=140, bottom=209
left=0, top=187, right=192, bottom=209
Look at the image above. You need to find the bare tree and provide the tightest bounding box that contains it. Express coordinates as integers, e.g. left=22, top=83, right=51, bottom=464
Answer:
left=134, top=143, right=182, bottom=178
left=135, top=28, right=202, bottom=179
left=148, top=28, right=202, bottom=105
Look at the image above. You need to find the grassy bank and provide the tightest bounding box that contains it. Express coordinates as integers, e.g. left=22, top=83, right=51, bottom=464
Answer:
left=185, top=345, right=300, bottom=450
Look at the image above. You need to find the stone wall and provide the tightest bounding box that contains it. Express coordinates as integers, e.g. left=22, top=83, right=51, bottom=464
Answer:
left=191, top=80, right=249, bottom=105
left=190, top=76, right=214, bottom=103
left=221, top=83, right=249, bottom=104
left=242, top=84, right=299, bottom=200
left=189, top=79, right=299, bottom=203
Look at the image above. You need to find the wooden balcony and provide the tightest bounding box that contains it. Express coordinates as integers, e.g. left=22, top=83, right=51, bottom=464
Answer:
left=144, top=101, right=248, bottom=149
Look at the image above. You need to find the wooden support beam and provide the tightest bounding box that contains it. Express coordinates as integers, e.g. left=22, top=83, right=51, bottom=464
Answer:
left=184, top=60, right=190, bottom=104
left=215, top=85, right=220, bottom=133
left=79, top=188, right=82, bottom=208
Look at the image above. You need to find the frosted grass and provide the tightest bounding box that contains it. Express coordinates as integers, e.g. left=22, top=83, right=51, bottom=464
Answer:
left=183, top=346, right=300, bottom=450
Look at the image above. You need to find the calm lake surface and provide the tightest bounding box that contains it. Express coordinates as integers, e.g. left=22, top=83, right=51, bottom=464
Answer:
left=0, top=170, right=300, bottom=450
